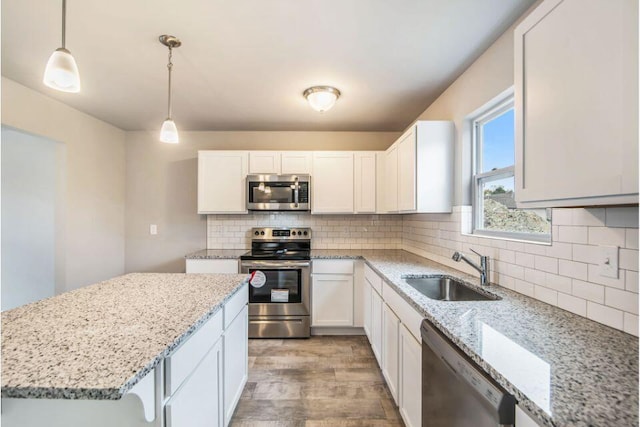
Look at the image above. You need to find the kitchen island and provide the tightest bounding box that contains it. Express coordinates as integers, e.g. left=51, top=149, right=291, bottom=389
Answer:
left=2, top=272, right=249, bottom=427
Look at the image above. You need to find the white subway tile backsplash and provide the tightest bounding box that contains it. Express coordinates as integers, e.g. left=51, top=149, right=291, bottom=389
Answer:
left=587, top=301, right=624, bottom=330
left=623, top=313, right=639, bottom=336
left=534, top=255, right=559, bottom=274
left=573, top=208, right=606, bottom=226
left=586, top=264, right=625, bottom=289
left=515, top=252, right=535, bottom=268
left=551, top=209, right=573, bottom=225
left=626, top=229, right=639, bottom=250
left=558, top=226, right=588, bottom=244
left=588, top=227, right=626, bottom=247
left=606, top=207, right=639, bottom=228
left=626, top=270, right=639, bottom=293
left=559, top=259, right=589, bottom=281
left=558, top=292, right=587, bottom=316
left=534, top=285, right=558, bottom=306
left=545, top=273, right=572, bottom=294
left=514, top=280, right=535, bottom=297
left=572, top=279, right=605, bottom=304
left=619, top=248, right=639, bottom=272
left=605, top=288, right=639, bottom=315
left=572, top=244, right=601, bottom=265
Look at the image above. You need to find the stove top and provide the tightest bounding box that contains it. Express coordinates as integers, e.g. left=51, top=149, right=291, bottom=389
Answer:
left=240, top=227, right=311, bottom=261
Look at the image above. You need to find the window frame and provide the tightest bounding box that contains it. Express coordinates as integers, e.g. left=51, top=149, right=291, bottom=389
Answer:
left=471, top=95, right=551, bottom=243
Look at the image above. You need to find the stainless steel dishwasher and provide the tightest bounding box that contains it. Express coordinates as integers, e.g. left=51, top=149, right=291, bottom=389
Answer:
left=421, top=319, right=515, bottom=427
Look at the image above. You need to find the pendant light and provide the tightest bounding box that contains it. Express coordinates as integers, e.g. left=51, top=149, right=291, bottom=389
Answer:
left=303, top=86, right=341, bottom=112
left=159, top=35, right=182, bottom=144
left=43, top=0, right=81, bottom=93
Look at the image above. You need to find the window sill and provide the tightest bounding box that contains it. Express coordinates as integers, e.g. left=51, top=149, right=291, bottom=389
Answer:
left=462, top=230, right=552, bottom=246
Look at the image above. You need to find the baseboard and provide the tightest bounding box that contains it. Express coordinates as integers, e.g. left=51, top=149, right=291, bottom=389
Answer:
left=311, top=327, right=365, bottom=336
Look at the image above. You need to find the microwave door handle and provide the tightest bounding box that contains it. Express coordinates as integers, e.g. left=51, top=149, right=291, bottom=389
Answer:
left=294, top=177, right=299, bottom=208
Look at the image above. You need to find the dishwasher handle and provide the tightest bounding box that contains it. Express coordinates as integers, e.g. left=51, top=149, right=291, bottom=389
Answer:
left=421, top=319, right=516, bottom=426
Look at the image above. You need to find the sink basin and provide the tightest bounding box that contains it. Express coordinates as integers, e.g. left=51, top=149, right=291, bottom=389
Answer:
left=404, top=275, right=499, bottom=301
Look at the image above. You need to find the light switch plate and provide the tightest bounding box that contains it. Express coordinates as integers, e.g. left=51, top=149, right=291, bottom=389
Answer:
left=599, top=246, right=619, bottom=279
left=150, top=224, right=158, bottom=235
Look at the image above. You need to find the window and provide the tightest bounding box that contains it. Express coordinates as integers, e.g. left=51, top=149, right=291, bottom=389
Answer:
left=472, top=95, right=551, bottom=242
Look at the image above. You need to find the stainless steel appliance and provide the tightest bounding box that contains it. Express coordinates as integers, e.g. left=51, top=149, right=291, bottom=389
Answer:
left=240, top=227, right=311, bottom=338
left=246, top=174, right=310, bottom=211
left=421, top=319, right=515, bottom=427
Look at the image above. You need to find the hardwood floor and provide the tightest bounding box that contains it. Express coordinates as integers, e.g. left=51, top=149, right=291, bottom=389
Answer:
left=230, top=336, right=404, bottom=427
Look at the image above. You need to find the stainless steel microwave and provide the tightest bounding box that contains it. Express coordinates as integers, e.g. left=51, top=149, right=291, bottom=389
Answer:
left=247, top=174, right=310, bottom=211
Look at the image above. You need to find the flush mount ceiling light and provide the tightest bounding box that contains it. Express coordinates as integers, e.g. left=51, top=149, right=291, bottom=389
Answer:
left=43, top=0, right=81, bottom=93
left=303, top=86, right=341, bottom=112
left=159, top=35, right=182, bottom=144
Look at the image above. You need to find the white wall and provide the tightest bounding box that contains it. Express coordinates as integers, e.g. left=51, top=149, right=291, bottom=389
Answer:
left=1, top=77, right=126, bottom=293
left=1, top=127, right=65, bottom=309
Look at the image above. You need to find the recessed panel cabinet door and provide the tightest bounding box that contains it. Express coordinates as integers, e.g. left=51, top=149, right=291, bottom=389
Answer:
left=198, top=151, right=248, bottom=214
left=384, top=145, right=398, bottom=213
left=249, top=151, right=281, bottom=174
left=514, top=0, right=638, bottom=207
left=224, top=305, right=248, bottom=426
left=382, top=303, right=400, bottom=403
left=397, top=127, right=417, bottom=212
left=312, top=152, right=354, bottom=213
left=354, top=152, right=377, bottom=213
left=281, top=151, right=313, bottom=174
left=370, top=288, right=383, bottom=365
left=399, top=324, right=421, bottom=427
left=363, top=278, right=372, bottom=341
left=311, top=274, right=354, bottom=326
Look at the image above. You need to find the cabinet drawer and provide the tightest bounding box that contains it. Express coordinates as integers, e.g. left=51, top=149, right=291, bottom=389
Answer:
left=313, top=260, right=354, bottom=275
left=364, top=264, right=383, bottom=294
left=224, top=283, right=248, bottom=329
left=185, top=259, right=238, bottom=274
left=166, top=310, right=223, bottom=396
left=382, top=283, right=423, bottom=342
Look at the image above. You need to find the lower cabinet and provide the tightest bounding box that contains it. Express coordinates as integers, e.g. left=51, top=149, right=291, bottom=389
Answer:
left=311, top=260, right=355, bottom=328
left=370, top=287, right=383, bottom=365
left=399, top=324, right=422, bottom=427
left=224, top=305, right=249, bottom=426
left=363, top=278, right=372, bottom=339
left=166, top=339, right=223, bottom=427
left=381, top=303, right=400, bottom=403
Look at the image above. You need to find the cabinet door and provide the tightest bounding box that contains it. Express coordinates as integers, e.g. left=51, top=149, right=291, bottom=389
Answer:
left=384, top=145, right=398, bottom=213
left=397, top=127, right=417, bottom=212
left=165, top=339, right=223, bottom=427
left=249, top=151, right=281, bottom=174
left=198, top=151, right=248, bottom=214
left=363, top=278, right=372, bottom=341
left=224, top=305, right=248, bottom=426
left=354, top=152, right=377, bottom=213
left=381, top=303, right=400, bottom=404
left=281, top=151, right=313, bottom=174
left=370, top=288, right=383, bottom=365
left=311, top=274, right=354, bottom=326
left=312, top=152, right=354, bottom=214
left=399, top=324, right=421, bottom=427
left=514, top=0, right=638, bottom=207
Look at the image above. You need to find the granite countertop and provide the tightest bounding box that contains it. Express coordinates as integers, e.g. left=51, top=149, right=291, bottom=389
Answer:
left=185, top=249, right=248, bottom=259
left=1, top=272, right=247, bottom=400
left=189, top=247, right=638, bottom=426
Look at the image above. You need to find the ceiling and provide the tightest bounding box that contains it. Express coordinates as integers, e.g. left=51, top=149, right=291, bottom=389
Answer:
left=2, top=0, right=535, bottom=132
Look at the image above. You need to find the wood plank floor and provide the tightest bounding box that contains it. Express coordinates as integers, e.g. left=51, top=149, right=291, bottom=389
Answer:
left=230, top=336, right=404, bottom=427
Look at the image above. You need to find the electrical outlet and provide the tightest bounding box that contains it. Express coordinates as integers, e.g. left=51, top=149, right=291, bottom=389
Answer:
left=599, top=246, right=619, bottom=279
left=150, top=224, right=158, bottom=235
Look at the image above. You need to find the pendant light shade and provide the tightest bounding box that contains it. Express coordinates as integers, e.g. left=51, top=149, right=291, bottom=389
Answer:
left=159, top=35, right=182, bottom=144
left=160, top=119, right=179, bottom=144
left=303, top=86, right=341, bottom=112
left=43, top=0, right=81, bottom=93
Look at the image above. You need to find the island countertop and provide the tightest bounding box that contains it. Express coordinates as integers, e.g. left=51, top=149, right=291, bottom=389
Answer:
left=1, top=272, right=247, bottom=400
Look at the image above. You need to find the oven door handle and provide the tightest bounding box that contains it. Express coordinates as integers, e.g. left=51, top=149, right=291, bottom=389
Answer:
left=241, top=261, right=310, bottom=269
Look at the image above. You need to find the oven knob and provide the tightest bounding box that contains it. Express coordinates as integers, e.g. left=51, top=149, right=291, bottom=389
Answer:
left=254, top=231, right=260, bottom=236
left=260, top=231, right=265, bottom=235
left=293, top=231, right=298, bottom=236
left=303, top=231, right=308, bottom=236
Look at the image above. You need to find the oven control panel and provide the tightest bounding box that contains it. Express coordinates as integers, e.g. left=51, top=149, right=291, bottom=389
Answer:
left=251, top=227, right=312, bottom=240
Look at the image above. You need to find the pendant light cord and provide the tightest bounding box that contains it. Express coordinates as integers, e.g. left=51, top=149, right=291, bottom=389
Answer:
left=167, top=46, right=173, bottom=119
left=61, top=0, right=66, bottom=48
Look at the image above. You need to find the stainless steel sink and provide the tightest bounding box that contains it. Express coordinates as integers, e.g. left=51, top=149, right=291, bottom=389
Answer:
left=404, top=275, right=499, bottom=301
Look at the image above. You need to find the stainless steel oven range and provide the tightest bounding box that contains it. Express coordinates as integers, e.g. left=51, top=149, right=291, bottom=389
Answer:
left=240, top=227, right=311, bottom=338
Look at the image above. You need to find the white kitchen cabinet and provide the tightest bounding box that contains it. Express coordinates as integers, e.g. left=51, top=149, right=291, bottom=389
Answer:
left=165, top=338, right=223, bottom=427
left=354, top=152, right=377, bottom=213
left=375, top=152, right=387, bottom=214
left=311, top=274, right=354, bottom=327
left=312, top=152, right=355, bottom=214
left=382, top=303, right=400, bottom=404
left=384, top=145, right=399, bottom=213
left=516, top=405, right=542, bottom=427
left=514, top=0, right=638, bottom=207
left=185, top=259, right=238, bottom=274
left=249, top=151, right=281, bottom=174
left=399, top=323, right=422, bottom=427
left=370, top=287, right=383, bottom=366
left=281, top=151, right=313, bottom=174
left=198, top=151, right=248, bottom=214
left=363, top=276, right=372, bottom=340
left=397, top=128, right=417, bottom=212
left=224, top=305, right=248, bottom=426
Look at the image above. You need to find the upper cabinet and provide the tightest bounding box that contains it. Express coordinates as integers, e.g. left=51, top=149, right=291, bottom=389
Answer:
left=248, top=151, right=313, bottom=175
left=354, top=152, right=378, bottom=214
left=198, top=151, right=248, bottom=214
left=514, top=0, right=638, bottom=207
left=385, top=121, right=454, bottom=213
left=312, top=152, right=354, bottom=214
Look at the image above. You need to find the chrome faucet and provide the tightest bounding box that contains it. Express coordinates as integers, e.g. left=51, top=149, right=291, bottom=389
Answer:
left=452, top=249, right=490, bottom=286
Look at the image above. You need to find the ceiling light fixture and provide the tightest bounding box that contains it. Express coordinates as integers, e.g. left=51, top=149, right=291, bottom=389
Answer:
left=303, top=86, right=341, bottom=112
left=159, top=35, right=182, bottom=144
left=43, top=0, right=81, bottom=93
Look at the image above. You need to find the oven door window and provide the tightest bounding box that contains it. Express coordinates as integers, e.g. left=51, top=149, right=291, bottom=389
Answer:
left=248, top=182, right=294, bottom=204
left=248, top=269, right=302, bottom=303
